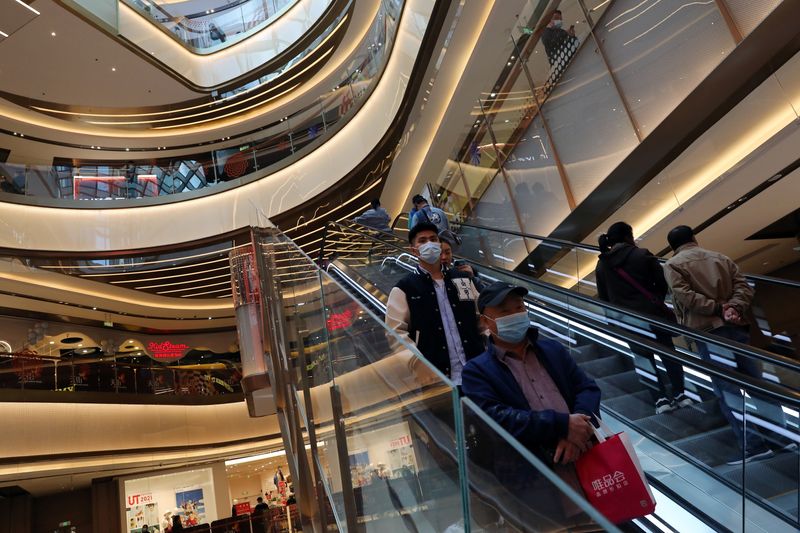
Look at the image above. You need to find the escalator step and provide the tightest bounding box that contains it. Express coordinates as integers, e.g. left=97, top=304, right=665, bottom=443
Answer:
left=715, top=452, right=799, bottom=503
left=672, top=427, right=740, bottom=467
left=603, top=390, right=656, bottom=420
left=638, top=400, right=728, bottom=442
left=596, top=371, right=648, bottom=399
left=581, top=354, right=634, bottom=379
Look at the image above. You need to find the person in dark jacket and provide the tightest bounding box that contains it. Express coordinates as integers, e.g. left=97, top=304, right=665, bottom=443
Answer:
left=385, top=222, right=483, bottom=385
left=462, top=282, right=600, bottom=525
left=463, top=282, right=599, bottom=462
left=595, top=221, right=692, bottom=414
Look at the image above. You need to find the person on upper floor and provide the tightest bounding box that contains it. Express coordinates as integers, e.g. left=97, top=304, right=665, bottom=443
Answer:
left=463, top=282, right=600, bottom=465
left=253, top=496, right=269, bottom=514
left=409, top=194, right=450, bottom=234
left=541, top=10, right=578, bottom=66
left=355, top=198, right=392, bottom=232
left=385, top=222, right=483, bottom=385
left=595, top=221, right=692, bottom=414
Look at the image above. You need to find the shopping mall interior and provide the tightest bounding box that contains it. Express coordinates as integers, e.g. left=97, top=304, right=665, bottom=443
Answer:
left=0, top=0, right=798, bottom=531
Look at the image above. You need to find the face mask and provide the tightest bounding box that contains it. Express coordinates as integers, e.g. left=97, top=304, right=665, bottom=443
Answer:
left=552, top=19, right=563, bottom=28
left=417, top=241, right=442, bottom=265
left=493, top=311, right=530, bottom=343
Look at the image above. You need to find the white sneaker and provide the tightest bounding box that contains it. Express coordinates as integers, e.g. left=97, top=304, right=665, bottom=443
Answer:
left=655, top=397, right=675, bottom=414
left=673, top=393, right=695, bottom=408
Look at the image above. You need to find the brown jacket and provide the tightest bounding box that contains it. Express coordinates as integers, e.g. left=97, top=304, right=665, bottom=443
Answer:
left=663, top=242, right=754, bottom=332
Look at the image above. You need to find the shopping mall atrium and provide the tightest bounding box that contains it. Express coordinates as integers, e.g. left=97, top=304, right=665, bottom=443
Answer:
left=0, top=0, right=798, bottom=531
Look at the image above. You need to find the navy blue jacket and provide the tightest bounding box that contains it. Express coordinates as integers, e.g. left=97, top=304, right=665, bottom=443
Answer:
left=462, top=328, right=600, bottom=461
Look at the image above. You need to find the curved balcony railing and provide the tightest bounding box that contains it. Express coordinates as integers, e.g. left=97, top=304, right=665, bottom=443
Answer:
left=0, top=351, right=244, bottom=402
left=0, top=0, right=400, bottom=206
left=125, top=0, right=298, bottom=54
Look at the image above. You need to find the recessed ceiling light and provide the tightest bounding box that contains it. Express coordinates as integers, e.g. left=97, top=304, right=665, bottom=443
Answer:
left=15, top=0, right=40, bottom=16
left=111, top=67, right=116, bottom=72
left=51, top=32, right=56, bottom=36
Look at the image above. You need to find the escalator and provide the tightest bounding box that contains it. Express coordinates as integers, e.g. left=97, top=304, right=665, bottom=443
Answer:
left=317, top=221, right=800, bottom=531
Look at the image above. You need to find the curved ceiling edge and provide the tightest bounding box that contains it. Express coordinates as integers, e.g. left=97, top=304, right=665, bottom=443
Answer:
left=55, top=0, right=340, bottom=91
left=0, top=0, right=435, bottom=252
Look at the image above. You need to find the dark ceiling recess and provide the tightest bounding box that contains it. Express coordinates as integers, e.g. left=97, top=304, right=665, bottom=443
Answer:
left=748, top=207, right=800, bottom=241
left=270, top=0, right=452, bottom=257
left=0, top=148, right=8, bottom=163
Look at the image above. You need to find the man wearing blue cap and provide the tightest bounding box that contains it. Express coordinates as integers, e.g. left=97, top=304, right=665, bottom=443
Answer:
left=462, top=281, right=600, bottom=466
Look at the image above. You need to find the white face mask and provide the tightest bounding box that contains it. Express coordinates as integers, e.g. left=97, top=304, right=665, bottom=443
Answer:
left=552, top=19, right=563, bottom=28
left=417, top=241, right=442, bottom=265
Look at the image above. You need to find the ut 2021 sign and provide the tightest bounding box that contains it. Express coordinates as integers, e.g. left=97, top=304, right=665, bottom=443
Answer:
left=127, top=492, right=155, bottom=506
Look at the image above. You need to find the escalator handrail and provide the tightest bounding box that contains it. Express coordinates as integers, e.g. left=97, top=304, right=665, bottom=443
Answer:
left=453, top=220, right=800, bottom=290
left=392, top=213, right=800, bottom=289
left=323, top=225, right=800, bottom=531
left=324, top=220, right=800, bottom=376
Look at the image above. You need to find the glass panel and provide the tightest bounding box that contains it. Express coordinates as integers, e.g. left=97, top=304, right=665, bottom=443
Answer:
left=462, top=399, right=618, bottom=532
left=503, top=115, right=571, bottom=237
left=541, top=32, right=639, bottom=205
left=595, top=0, right=736, bottom=138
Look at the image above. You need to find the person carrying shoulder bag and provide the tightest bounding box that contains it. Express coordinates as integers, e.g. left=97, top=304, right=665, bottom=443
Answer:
left=595, top=222, right=693, bottom=415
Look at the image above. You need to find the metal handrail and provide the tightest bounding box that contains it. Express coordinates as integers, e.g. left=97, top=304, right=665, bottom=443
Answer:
left=452, top=220, right=800, bottom=290
left=324, top=220, right=800, bottom=376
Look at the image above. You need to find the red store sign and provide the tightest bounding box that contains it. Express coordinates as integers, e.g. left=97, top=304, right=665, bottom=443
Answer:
left=147, top=341, right=190, bottom=362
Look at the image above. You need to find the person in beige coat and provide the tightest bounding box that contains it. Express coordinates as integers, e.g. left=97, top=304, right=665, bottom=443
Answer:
left=664, top=225, right=784, bottom=465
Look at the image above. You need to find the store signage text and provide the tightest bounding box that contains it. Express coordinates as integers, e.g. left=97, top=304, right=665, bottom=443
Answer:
left=148, top=341, right=189, bottom=360
left=127, top=492, right=154, bottom=506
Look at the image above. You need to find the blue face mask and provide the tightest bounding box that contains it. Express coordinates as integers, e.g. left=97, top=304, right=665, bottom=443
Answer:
left=417, top=241, right=441, bottom=265
left=492, top=311, right=530, bottom=343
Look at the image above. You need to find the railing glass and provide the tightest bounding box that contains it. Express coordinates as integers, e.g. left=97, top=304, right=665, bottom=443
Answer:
left=250, top=227, right=619, bottom=531
left=0, top=351, right=242, bottom=399
left=319, top=221, right=800, bottom=530
left=391, top=213, right=800, bottom=360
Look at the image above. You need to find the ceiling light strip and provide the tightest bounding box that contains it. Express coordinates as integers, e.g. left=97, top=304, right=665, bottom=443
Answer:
left=0, top=31, right=8, bottom=38
left=156, top=279, right=232, bottom=295
left=135, top=272, right=232, bottom=290
left=151, top=84, right=302, bottom=130
left=86, top=49, right=332, bottom=126
left=15, top=0, right=40, bottom=16
left=109, top=264, right=231, bottom=284
left=180, top=288, right=233, bottom=298
left=85, top=258, right=230, bottom=278
left=43, top=243, right=249, bottom=270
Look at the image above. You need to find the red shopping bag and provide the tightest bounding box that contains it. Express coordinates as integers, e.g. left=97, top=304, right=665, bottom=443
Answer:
left=575, top=419, right=656, bottom=524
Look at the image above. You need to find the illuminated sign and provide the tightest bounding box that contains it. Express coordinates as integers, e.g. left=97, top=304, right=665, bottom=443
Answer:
left=147, top=341, right=189, bottom=361
left=326, top=308, right=354, bottom=331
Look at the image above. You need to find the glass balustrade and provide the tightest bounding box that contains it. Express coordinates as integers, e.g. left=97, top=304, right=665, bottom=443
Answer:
left=0, top=351, right=243, bottom=399
left=316, top=221, right=800, bottom=530
left=249, top=227, right=620, bottom=531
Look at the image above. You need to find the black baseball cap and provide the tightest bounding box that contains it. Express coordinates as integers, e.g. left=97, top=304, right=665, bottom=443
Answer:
left=412, top=194, right=427, bottom=205
left=478, top=282, right=528, bottom=312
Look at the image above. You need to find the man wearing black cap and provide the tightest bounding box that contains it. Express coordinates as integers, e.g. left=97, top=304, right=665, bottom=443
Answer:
left=385, top=221, right=483, bottom=385
left=409, top=194, right=450, bottom=234
left=462, top=282, right=600, bottom=467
